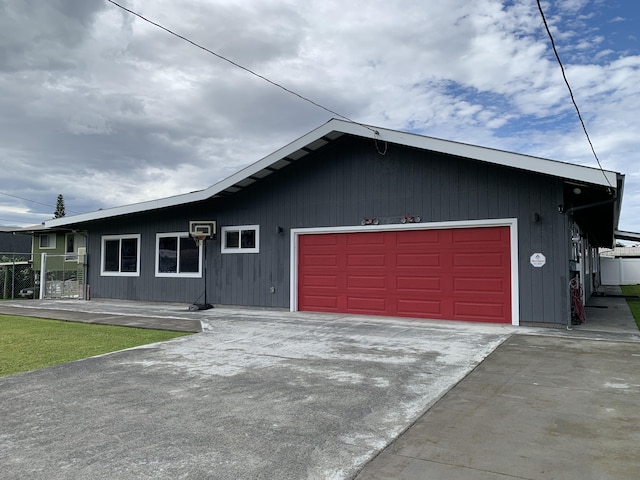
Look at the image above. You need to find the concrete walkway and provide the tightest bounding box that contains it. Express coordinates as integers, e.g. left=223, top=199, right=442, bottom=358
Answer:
left=355, top=287, right=640, bottom=479
left=355, top=334, right=640, bottom=480
left=0, top=298, right=203, bottom=332
left=1, top=293, right=638, bottom=479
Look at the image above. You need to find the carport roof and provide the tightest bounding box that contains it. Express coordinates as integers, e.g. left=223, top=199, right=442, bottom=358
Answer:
left=45, top=118, right=624, bottom=228
left=615, top=230, right=640, bottom=242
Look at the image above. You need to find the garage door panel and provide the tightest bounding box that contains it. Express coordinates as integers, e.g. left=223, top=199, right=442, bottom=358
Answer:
left=347, top=275, right=387, bottom=289
left=301, top=295, right=339, bottom=310
left=452, top=252, right=506, bottom=268
left=452, top=226, right=505, bottom=243
left=298, top=226, right=511, bottom=323
left=303, top=274, right=338, bottom=287
left=396, top=253, right=441, bottom=267
left=347, top=296, right=387, bottom=313
left=301, top=254, right=338, bottom=267
left=347, top=254, right=386, bottom=267
left=454, top=277, right=506, bottom=294
left=302, top=234, right=338, bottom=246
left=347, top=232, right=386, bottom=245
left=397, top=299, right=441, bottom=316
left=454, top=301, right=506, bottom=322
left=396, top=229, right=441, bottom=244
left=397, top=275, right=442, bottom=293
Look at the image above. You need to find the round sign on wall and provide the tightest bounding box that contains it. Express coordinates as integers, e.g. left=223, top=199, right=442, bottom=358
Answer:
left=530, top=252, right=546, bottom=268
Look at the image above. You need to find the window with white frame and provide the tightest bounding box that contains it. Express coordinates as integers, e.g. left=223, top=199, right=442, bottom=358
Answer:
left=65, top=233, right=77, bottom=261
left=156, top=232, right=202, bottom=277
left=221, top=225, right=259, bottom=253
left=101, top=234, right=141, bottom=276
left=39, top=233, right=56, bottom=249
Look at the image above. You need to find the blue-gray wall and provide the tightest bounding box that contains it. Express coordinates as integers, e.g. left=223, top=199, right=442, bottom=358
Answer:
left=82, top=136, right=570, bottom=325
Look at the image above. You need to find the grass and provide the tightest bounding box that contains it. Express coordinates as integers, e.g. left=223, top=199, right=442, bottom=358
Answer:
left=0, top=315, right=191, bottom=377
left=619, top=285, right=640, bottom=330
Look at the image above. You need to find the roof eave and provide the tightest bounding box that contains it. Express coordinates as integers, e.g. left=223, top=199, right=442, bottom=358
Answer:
left=44, top=118, right=623, bottom=227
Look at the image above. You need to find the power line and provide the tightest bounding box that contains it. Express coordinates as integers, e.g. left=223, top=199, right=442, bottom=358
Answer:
left=536, top=0, right=613, bottom=190
left=0, top=191, right=78, bottom=214
left=0, top=218, right=29, bottom=224
left=106, top=0, right=378, bottom=135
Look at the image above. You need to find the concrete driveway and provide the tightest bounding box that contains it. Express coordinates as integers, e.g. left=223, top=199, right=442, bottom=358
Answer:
left=0, top=304, right=513, bottom=479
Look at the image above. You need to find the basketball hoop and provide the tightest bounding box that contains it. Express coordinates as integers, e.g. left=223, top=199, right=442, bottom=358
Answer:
left=191, top=233, right=208, bottom=247
left=187, top=220, right=216, bottom=311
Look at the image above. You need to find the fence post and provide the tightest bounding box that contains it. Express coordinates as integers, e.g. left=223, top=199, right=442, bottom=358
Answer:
left=39, top=253, right=46, bottom=300
left=11, top=257, right=15, bottom=299
left=2, top=265, right=7, bottom=300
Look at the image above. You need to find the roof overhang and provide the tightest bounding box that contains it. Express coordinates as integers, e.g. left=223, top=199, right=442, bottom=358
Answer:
left=562, top=173, right=624, bottom=248
left=44, top=118, right=624, bottom=229
left=615, top=230, right=640, bottom=242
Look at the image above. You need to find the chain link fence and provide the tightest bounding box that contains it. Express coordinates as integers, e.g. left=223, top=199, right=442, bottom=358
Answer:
left=0, top=253, right=35, bottom=300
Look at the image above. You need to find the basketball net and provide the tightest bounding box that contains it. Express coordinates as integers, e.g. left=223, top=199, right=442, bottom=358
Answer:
left=192, top=233, right=207, bottom=247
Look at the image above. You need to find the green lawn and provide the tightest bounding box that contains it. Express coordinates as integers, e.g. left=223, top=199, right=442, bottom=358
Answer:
left=0, top=315, right=191, bottom=377
left=619, top=285, right=640, bottom=330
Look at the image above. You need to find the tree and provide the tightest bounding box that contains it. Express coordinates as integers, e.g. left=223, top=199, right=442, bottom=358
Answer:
left=54, top=194, right=66, bottom=218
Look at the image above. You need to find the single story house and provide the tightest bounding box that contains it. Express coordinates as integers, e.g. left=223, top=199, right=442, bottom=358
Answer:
left=41, top=119, right=624, bottom=327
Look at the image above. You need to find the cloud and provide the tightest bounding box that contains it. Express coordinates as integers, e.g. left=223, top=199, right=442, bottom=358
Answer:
left=0, top=0, right=638, bottom=232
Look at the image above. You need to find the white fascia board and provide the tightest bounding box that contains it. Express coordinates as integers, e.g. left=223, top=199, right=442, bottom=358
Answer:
left=357, top=120, right=620, bottom=188
left=45, top=189, right=211, bottom=228
left=45, top=122, right=345, bottom=228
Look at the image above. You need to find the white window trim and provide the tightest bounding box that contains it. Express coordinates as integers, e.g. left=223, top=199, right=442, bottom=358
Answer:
left=100, top=234, right=141, bottom=277
left=155, top=232, right=202, bottom=278
left=221, top=225, right=260, bottom=254
left=39, top=233, right=57, bottom=250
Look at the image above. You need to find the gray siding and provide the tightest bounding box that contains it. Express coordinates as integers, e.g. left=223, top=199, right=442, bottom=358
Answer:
left=83, top=135, right=570, bottom=325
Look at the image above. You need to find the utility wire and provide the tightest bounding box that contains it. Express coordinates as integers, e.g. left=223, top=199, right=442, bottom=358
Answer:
left=536, top=0, right=613, bottom=190
left=106, top=0, right=378, bottom=135
left=0, top=191, right=79, bottom=214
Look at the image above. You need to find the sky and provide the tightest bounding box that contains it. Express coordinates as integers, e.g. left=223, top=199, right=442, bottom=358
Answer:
left=0, top=0, right=638, bottom=234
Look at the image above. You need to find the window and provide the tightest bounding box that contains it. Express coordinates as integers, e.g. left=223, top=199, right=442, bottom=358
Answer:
left=221, top=225, right=259, bottom=253
left=156, top=233, right=202, bottom=277
left=39, top=233, right=56, bottom=249
left=65, top=233, right=77, bottom=261
left=101, top=234, right=141, bottom=276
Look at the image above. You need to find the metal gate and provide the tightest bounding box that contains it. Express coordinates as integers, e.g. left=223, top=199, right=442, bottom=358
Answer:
left=40, top=253, right=87, bottom=299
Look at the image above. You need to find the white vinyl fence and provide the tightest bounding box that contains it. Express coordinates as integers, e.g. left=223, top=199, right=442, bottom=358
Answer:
left=601, top=257, right=640, bottom=285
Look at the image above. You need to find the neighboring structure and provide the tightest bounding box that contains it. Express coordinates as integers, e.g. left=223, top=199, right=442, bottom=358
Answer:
left=38, top=120, right=624, bottom=327
left=600, top=231, right=640, bottom=285
left=16, top=225, right=87, bottom=299
left=0, top=226, right=31, bottom=255
left=1, top=226, right=33, bottom=299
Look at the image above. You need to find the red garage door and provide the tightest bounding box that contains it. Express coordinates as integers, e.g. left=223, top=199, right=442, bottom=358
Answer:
left=298, top=227, right=511, bottom=323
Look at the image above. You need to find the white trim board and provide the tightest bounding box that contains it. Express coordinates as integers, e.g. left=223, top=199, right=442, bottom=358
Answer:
left=290, top=218, right=520, bottom=326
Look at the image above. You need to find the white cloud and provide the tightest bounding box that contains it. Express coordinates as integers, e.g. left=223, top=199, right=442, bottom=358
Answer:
left=0, top=0, right=638, bottom=232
